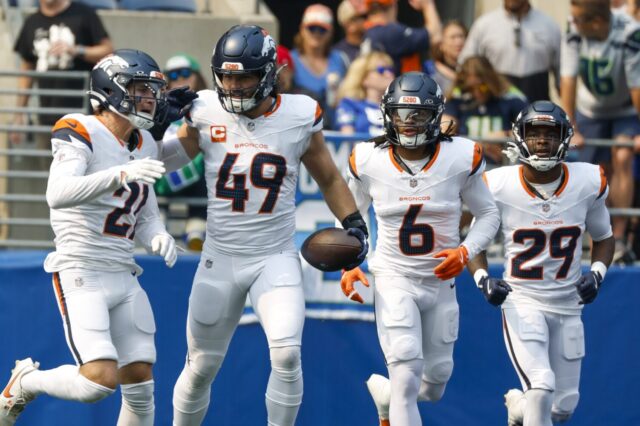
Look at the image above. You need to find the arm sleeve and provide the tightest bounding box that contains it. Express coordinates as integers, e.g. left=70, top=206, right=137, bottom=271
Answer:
left=624, top=27, right=640, bottom=89
left=134, top=189, right=169, bottom=251
left=586, top=187, right=613, bottom=241
left=46, top=144, right=121, bottom=209
left=560, top=27, right=581, bottom=77
left=460, top=169, right=500, bottom=259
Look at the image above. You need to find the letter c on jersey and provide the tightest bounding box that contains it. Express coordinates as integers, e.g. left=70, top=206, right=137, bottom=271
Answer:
left=210, top=125, right=227, bottom=143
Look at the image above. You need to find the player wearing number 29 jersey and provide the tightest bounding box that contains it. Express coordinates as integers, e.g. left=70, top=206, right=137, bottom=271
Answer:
left=340, top=72, right=500, bottom=426
left=164, top=25, right=367, bottom=426
left=468, top=101, right=615, bottom=426
left=484, top=161, right=611, bottom=315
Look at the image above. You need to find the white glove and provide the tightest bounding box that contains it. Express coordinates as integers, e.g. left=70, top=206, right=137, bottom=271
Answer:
left=118, top=158, right=165, bottom=191
left=151, top=233, right=177, bottom=268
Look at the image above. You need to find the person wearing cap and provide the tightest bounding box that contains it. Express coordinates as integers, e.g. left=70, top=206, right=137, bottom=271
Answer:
left=334, top=0, right=367, bottom=67
left=276, top=44, right=296, bottom=93
left=153, top=54, right=208, bottom=251
left=291, top=3, right=348, bottom=128
left=361, top=0, right=442, bottom=75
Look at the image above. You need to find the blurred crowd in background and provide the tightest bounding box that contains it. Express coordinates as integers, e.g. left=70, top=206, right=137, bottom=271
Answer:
left=5, top=0, right=640, bottom=262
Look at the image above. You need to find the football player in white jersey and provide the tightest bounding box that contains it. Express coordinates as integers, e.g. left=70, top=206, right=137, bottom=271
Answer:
left=467, top=101, right=615, bottom=426
left=0, top=49, right=178, bottom=426
left=159, top=25, right=368, bottom=426
left=339, top=72, right=501, bottom=426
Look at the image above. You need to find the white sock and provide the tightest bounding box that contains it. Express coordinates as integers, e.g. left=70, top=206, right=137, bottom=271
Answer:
left=117, top=380, right=155, bottom=426
left=21, top=364, right=114, bottom=402
left=265, top=347, right=303, bottom=426
left=388, top=359, right=423, bottom=426
left=524, top=389, right=553, bottom=426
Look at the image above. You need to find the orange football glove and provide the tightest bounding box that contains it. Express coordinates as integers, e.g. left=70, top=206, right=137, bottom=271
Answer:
left=433, top=246, right=469, bottom=280
left=341, top=267, right=369, bottom=304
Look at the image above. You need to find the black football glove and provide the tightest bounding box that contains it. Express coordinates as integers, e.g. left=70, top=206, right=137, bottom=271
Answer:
left=575, top=271, right=603, bottom=305
left=478, top=276, right=512, bottom=306
left=149, top=86, right=199, bottom=140
left=341, top=211, right=369, bottom=271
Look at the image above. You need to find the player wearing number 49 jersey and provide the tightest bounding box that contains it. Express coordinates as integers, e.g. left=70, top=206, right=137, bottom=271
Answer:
left=468, top=101, right=615, bottom=426
left=159, top=25, right=367, bottom=426
left=340, top=72, right=500, bottom=426
left=0, top=49, right=177, bottom=426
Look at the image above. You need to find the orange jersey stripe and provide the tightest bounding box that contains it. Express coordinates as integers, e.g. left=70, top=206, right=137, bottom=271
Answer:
left=349, top=146, right=358, bottom=178
left=52, top=118, right=92, bottom=144
left=471, top=142, right=483, bottom=174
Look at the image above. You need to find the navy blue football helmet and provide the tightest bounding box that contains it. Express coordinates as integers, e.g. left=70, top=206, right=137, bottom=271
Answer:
left=381, top=72, right=445, bottom=149
left=89, top=49, right=167, bottom=130
left=511, top=101, right=573, bottom=171
left=211, top=25, right=278, bottom=113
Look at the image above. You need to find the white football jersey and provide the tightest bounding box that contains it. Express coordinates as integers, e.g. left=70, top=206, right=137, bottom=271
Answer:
left=187, top=91, right=323, bottom=256
left=348, top=137, right=488, bottom=278
left=44, top=113, right=161, bottom=274
left=485, top=163, right=610, bottom=314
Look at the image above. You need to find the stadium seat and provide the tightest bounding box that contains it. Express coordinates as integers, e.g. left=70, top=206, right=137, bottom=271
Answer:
left=74, top=0, right=117, bottom=9
left=119, top=0, right=197, bottom=12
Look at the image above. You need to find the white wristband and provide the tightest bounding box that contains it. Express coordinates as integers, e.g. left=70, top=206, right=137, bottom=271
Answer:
left=473, top=268, right=489, bottom=288
left=591, top=261, right=607, bottom=280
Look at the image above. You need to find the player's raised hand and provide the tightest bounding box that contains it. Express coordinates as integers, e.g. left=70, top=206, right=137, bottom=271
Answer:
left=478, top=276, right=512, bottom=306
left=119, top=157, right=165, bottom=191
left=341, top=267, right=369, bottom=304
left=575, top=271, right=602, bottom=304
left=433, top=246, right=469, bottom=280
left=150, top=86, right=199, bottom=140
left=151, top=233, right=177, bottom=268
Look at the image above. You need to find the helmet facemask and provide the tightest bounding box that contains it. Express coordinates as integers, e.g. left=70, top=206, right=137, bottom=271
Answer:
left=213, top=63, right=276, bottom=114
left=120, top=79, right=165, bottom=130
left=514, top=119, right=572, bottom=171
left=384, top=106, right=441, bottom=149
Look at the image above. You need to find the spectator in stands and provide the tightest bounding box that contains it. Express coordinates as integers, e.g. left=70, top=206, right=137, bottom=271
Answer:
left=276, top=45, right=295, bottom=93
left=154, top=54, right=208, bottom=251
left=291, top=3, right=347, bottom=129
left=335, top=51, right=395, bottom=135
left=361, top=0, right=442, bottom=75
left=424, top=19, right=467, bottom=94
left=334, top=0, right=367, bottom=67
left=630, top=0, right=640, bottom=19
left=560, top=0, right=640, bottom=264
left=11, top=0, right=113, bottom=149
left=443, top=56, right=527, bottom=164
left=459, top=0, right=561, bottom=103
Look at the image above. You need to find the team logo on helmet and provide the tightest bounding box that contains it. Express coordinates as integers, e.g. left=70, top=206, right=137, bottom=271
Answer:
left=95, top=55, right=129, bottom=76
left=261, top=34, right=276, bottom=58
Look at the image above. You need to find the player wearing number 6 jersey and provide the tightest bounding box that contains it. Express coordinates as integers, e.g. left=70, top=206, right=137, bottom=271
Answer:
left=340, top=72, right=500, bottom=426
left=160, top=25, right=367, bottom=426
left=0, top=49, right=177, bottom=426
left=467, top=101, right=615, bottom=426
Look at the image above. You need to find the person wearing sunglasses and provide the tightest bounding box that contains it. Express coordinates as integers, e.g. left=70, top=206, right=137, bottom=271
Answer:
left=335, top=51, right=395, bottom=136
left=291, top=3, right=348, bottom=129
left=443, top=56, right=527, bottom=165
left=153, top=54, right=209, bottom=251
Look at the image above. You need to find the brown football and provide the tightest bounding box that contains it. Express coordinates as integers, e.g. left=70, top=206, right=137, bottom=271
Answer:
left=301, top=227, right=363, bottom=272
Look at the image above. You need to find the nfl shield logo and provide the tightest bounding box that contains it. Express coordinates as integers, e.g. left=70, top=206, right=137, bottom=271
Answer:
left=542, top=203, right=550, bottom=212
left=410, top=178, right=417, bottom=188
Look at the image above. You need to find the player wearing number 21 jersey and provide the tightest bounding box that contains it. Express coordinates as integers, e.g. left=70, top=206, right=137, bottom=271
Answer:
left=467, top=101, right=615, bottom=426
left=340, top=72, right=500, bottom=426
left=161, top=25, right=368, bottom=426
left=1, top=50, right=177, bottom=426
